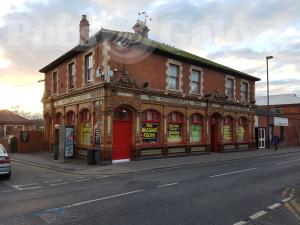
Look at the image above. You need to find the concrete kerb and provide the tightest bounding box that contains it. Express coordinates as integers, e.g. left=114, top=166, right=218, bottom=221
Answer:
left=11, top=149, right=300, bottom=176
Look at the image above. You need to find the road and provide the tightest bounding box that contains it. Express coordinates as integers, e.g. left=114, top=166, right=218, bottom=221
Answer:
left=0, top=152, right=300, bottom=225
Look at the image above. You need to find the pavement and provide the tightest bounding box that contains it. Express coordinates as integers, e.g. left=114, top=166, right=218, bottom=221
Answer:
left=9, top=146, right=300, bottom=176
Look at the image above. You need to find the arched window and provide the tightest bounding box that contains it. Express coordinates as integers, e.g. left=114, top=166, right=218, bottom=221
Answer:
left=190, top=113, right=204, bottom=143
left=80, top=109, right=91, bottom=145
left=237, top=117, right=247, bottom=142
left=54, top=113, right=62, bottom=124
left=223, top=116, right=234, bottom=141
left=141, top=110, right=160, bottom=144
left=113, top=107, right=132, bottom=121
left=80, top=109, right=91, bottom=122
left=66, top=111, right=75, bottom=124
left=167, top=112, right=183, bottom=143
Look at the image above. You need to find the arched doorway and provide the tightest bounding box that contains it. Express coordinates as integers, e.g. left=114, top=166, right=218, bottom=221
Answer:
left=112, top=107, right=133, bottom=161
left=210, top=114, right=221, bottom=152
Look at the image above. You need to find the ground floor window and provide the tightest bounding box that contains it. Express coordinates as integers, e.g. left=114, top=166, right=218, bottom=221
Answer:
left=190, top=114, right=203, bottom=143
left=237, top=117, right=247, bottom=142
left=167, top=112, right=183, bottom=143
left=81, top=122, right=92, bottom=145
left=80, top=109, right=91, bottom=145
left=141, top=110, right=160, bottom=144
left=223, top=116, right=233, bottom=141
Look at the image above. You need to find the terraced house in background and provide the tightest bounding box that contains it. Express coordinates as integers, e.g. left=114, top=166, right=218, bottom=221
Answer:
left=40, top=15, right=260, bottom=163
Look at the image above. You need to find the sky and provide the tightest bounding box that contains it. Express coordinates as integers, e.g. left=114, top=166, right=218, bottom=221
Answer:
left=0, top=0, right=300, bottom=114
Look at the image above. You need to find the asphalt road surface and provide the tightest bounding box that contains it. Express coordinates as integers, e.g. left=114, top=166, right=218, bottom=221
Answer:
left=1, top=152, right=300, bottom=225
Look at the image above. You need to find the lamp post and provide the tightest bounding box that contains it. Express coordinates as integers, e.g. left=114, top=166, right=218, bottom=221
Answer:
left=266, top=56, right=273, bottom=149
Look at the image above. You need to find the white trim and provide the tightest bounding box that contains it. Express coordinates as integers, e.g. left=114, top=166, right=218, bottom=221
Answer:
left=166, top=59, right=183, bottom=92
left=112, top=159, right=130, bottom=163
left=66, top=60, right=76, bottom=91
left=82, top=50, right=95, bottom=85
left=225, top=75, right=236, bottom=100
left=189, top=65, right=203, bottom=96
left=240, top=79, right=250, bottom=102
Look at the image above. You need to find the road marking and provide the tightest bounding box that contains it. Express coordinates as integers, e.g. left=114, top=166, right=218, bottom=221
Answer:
left=61, top=189, right=144, bottom=209
left=210, top=168, right=258, bottom=178
left=157, top=183, right=178, bottom=188
left=73, top=178, right=91, bottom=183
left=14, top=186, right=43, bottom=191
left=233, top=221, right=247, bottom=225
left=249, top=210, right=267, bottom=220
left=44, top=179, right=63, bottom=184
left=96, top=175, right=108, bottom=179
left=69, top=177, right=85, bottom=180
left=268, top=203, right=281, bottom=210
left=49, top=182, right=69, bottom=187
left=282, top=197, right=293, bottom=202
left=11, top=183, right=43, bottom=191
left=0, top=190, right=12, bottom=194
left=275, top=158, right=300, bottom=165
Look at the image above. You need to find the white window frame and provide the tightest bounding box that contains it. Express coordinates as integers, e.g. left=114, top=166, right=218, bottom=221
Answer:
left=189, top=66, right=203, bottom=96
left=83, top=51, right=94, bottom=84
left=166, top=59, right=183, bottom=92
left=240, top=79, right=250, bottom=102
left=225, top=75, right=236, bottom=100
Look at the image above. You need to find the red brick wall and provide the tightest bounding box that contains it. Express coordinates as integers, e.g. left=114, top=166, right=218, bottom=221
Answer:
left=44, top=40, right=256, bottom=102
left=14, top=131, right=45, bottom=153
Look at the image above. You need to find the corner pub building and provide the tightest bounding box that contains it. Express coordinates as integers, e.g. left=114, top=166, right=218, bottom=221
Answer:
left=40, top=15, right=260, bottom=163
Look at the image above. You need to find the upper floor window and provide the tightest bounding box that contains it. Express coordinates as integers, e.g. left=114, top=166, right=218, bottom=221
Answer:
left=68, top=63, right=75, bottom=89
left=52, top=71, right=58, bottom=95
left=226, top=78, right=234, bottom=99
left=168, top=64, right=179, bottom=90
left=85, top=54, right=93, bottom=83
left=191, top=70, right=201, bottom=94
left=241, top=82, right=248, bottom=102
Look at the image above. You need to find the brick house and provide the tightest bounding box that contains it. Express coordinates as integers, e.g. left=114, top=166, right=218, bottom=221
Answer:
left=40, top=15, right=260, bottom=162
left=0, top=110, right=33, bottom=138
left=256, top=94, right=300, bottom=147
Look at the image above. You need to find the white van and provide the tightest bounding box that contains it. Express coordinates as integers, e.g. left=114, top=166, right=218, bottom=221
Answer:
left=0, top=144, right=11, bottom=179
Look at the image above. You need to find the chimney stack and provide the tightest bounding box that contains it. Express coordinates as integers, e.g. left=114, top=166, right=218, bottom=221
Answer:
left=132, top=20, right=149, bottom=38
left=79, top=15, right=90, bottom=44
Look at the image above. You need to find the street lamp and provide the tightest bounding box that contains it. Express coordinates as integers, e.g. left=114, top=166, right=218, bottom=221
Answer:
left=266, top=55, right=273, bottom=149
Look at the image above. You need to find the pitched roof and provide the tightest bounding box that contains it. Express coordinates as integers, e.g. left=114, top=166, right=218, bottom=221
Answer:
left=39, top=28, right=260, bottom=81
left=256, top=94, right=300, bottom=106
left=0, top=110, right=32, bottom=124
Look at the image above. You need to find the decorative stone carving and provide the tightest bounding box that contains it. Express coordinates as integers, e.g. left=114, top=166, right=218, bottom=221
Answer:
left=204, top=90, right=228, bottom=101
left=106, top=95, right=142, bottom=111
left=115, top=74, right=140, bottom=89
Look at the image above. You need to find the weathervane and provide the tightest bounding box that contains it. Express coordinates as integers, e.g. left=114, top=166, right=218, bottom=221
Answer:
left=138, top=11, right=152, bottom=24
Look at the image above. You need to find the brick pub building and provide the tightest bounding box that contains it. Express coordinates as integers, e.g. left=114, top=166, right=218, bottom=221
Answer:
left=40, top=15, right=260, bottom=163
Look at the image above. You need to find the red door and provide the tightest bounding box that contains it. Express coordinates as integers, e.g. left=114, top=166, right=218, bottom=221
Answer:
left=210, top=116, right=220, bottom=152
left=112, top=120, right=132, bottom=160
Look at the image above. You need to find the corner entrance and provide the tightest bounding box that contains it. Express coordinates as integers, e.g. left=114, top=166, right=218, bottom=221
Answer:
left=210, top=114, right=221, bottom=152
left=112, top=107, right=133, bottom=162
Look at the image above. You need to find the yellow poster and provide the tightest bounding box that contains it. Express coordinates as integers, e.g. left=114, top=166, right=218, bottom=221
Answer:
left=237, top=126, right=245, bottom=141
left=223, top=125, right=232, bottom=141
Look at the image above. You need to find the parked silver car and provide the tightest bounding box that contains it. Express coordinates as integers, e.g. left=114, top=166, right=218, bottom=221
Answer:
left=0, top=144, right=11, bottom=178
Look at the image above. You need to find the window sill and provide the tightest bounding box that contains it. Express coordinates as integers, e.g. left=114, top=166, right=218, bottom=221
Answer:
left=166, top=89, right=183, bottom=94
